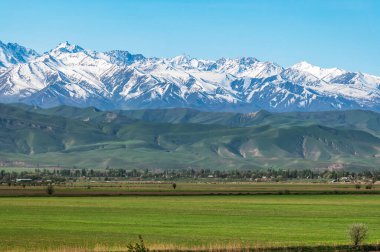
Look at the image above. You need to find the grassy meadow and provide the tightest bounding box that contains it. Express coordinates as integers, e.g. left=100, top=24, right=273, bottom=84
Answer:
left=0, top=195, right=380, bottom=251
left=0, top=182, right=379, bottom=196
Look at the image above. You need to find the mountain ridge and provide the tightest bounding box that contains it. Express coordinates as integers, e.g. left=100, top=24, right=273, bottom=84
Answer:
left=1, top=40, right=379, bottom=112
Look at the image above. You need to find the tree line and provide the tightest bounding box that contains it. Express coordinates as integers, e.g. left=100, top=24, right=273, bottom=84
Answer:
left=0, top=168, right=378, bottom=183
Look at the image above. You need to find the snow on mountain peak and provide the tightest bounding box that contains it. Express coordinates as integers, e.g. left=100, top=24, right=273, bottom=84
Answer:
left=0, top=40, right=380, bottom=112
left=291, top=61, right=346, bottom=81
left=170, top=54, right=191, bottom=65
left=52, top=41, right=85, bottom=54
left=292, top=61, right=313, bottom=67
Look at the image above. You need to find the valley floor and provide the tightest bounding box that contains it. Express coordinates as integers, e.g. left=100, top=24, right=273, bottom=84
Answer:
left=0, top=194, right=379, bottom=251
left=0, top=182, right=380, bottom=196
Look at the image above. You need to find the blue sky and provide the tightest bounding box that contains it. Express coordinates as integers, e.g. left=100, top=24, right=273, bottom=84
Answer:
left=1, top=0, right=379, bottom=75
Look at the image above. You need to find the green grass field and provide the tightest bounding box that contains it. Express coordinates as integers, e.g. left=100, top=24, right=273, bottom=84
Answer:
left=1, top=182, right=379, bottom=196
left=0, top=195, right=379, bottom=251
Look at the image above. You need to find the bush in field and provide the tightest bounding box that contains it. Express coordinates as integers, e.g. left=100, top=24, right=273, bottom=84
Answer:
left=127, top=235, right=149, bottom=252
left=172, top=182, right=177, bottom=190
left=278, top=189, right=290, bottom=195
left=46, top=185, right=54, bottom=195
left=348, top=223, right=368, bottom=247
left=355, top=184, right=361, bottom=190
left=365, top=184, right=373, bottom=190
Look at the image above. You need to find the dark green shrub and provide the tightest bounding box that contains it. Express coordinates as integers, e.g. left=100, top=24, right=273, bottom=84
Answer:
left=365, top=184, right=373, bottom=190
left=278, top=190, right=290, bottom=195
left=46, top=185, right=54, bottom=195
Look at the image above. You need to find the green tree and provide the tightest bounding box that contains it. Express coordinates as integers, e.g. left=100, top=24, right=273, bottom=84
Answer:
left=348, top=223, right=368, bottom=247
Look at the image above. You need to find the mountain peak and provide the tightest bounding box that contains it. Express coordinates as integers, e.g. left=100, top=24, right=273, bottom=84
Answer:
left=57, top=41, right=71, bottom=47
left=291, top=61, right=346, bottom=80
left=52, top=41, right=85, bottom=54
left=291, top=61, right=344, bottom=72
left=0, top=40, right=40, bottom=68
left=171, top=54, right=191, bottom=64
left=105, top=50, right=145, bottom=65
left=291, top=61, right=315, bottom=69
left=238, top=57, right=259, bottom=65
left=0, top=41, right=39, bottom=54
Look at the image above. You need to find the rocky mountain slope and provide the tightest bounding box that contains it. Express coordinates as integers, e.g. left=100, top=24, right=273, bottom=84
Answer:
left=1, top=40, right=379, bottom=112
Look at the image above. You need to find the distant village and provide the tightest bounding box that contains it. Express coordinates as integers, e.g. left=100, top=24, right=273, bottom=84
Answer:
left=0, top=168, right=378, bottom=185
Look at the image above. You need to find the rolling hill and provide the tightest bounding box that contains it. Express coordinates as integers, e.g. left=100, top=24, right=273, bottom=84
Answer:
left=1, top=103, right=380, bottom=170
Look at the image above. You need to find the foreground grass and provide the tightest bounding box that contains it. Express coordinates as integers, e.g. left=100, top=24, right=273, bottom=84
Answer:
left=0, top=195, right=380, bottom=251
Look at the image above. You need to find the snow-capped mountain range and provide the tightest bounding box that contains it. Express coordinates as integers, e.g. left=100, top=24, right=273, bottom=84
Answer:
left=1, top=40, right=380, bottom=112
